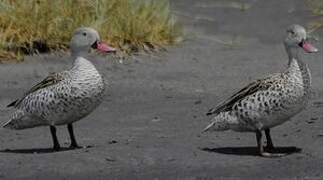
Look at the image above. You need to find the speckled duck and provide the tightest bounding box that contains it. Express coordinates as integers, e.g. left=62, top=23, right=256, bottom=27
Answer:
left=204, top=25, right=318, bottom=157
left=3, top=27, right=116, bottom=150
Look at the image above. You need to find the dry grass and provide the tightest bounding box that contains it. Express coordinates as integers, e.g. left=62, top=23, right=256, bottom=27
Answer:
left=0, top=0, right=183, bottom=61
left=306, top=0, right=323, bottom=32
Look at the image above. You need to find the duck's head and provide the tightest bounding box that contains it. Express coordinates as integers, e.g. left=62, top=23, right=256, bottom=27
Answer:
left=70, top=27, right=116, bottom=56
left=284, top=24, right=318, bottom=53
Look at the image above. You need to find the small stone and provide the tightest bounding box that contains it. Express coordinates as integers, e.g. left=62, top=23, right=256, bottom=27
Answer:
left=306, top=120, right=315, bottom=124
left=194, top=100, right=202, bottom=105
left=105, top=157, right=116, bottom=162
left=152, top=116, right=161, bottom=122
left=167, top=158, right=175, bottom=162
left=83, top=145, right=93, bottom=148
left=157, top=135, right=168, bottom=138
left=108, top=140, right=118, bottom=144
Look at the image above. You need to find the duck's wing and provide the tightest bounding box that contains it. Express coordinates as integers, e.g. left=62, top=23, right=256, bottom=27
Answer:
left=206, top=74, right=282, bottom=116
left=7, top=72, right=65, bottom=108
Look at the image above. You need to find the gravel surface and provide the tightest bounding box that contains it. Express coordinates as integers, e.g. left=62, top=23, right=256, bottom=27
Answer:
left=0, top=0, right=323, bottom=179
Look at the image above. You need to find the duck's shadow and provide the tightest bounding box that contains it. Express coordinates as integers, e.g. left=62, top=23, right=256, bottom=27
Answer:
left=0, top=145, right=93, bottom=154
left=200, top=146, right=302, bottom=156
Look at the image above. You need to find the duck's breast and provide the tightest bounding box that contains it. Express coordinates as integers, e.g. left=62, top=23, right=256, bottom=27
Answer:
left=28, top=59, right=105, bottom=125
left=51, top=61, right=105, bottom=125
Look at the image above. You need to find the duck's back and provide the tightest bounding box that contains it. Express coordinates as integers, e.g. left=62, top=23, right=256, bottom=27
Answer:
left=231, top=69, right=310, bottom=131
left=208, top=63, right=311, bottom=132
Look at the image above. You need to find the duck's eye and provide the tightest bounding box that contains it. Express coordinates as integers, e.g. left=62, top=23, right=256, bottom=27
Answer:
left=82, top=32, right=87, bottom=36
left=289, top=30, right=295, bottom=35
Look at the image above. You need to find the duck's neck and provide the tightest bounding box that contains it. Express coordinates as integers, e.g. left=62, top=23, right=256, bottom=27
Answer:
left=70, top=50, right=96, bottom=74
left=285, top=43, right=300, bottom=65
left=284, top=43, right=311, bottom=90
left=284, top=42, right=308, bottom=68
left=71, top=48, right=91, bottom=66
left=71, top=49, right=89, bottom=59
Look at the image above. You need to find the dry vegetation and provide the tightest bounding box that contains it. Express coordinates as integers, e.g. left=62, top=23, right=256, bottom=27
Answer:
left=0, top=0, right=183, bottom=61
left=307, top=0, right=323, bottom=32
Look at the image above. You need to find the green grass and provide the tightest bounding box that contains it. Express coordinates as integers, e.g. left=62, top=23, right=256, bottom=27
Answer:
left=0, top=0, right=183, bottom=61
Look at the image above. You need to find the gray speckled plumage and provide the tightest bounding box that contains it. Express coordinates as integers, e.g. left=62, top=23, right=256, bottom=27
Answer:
left=204, top=25, right=318, bottom=157
left=3, top=27, right=115, bottom=150
left=6, top=57, right=105, bottom=129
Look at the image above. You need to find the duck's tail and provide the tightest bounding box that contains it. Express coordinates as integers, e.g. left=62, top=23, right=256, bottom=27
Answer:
left=3, top=110, right=44, bottom=130
left=202, top=112, right=237, bottom=132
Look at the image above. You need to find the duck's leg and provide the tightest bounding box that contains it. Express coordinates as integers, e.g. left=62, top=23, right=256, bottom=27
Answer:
left=256, top=130, right=267, bottom=156
left=265, top=129, right=274, bottom=150
left=256, top=130, right=285, bottom=157
left=50, top=126, right=60, bottom=151
left=67, top=124, right=79, bottom=148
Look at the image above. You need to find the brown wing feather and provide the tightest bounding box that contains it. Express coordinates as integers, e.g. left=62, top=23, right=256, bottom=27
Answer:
left=206, top=76, right=277, bottom=116
left=7, top=72, right=64, bottom=108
